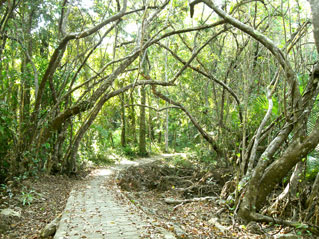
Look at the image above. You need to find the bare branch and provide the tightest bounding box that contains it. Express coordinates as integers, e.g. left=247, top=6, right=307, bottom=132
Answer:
left=124, top=104, right=179, bottom=112
left=151, top=20, right=226, bottom=44
left=157, top=42, right=243, bottom=123
left=151, top=85, right=223, bottom=156
left=200, top=0, right=298, bottom=92
left=32, top=0, right=128, bottom=123
left=58, top=0, right=70, bottom=37
left=169, top=28, right=228, bottom=84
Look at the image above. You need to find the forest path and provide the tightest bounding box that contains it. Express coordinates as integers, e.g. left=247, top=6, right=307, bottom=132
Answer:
left=54, top=154, right=179, bottom=239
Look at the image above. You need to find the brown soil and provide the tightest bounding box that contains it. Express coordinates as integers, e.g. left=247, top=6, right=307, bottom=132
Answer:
left=117, top=158, right=313, bottom=238
left=0, top=174, right=84, bottom=239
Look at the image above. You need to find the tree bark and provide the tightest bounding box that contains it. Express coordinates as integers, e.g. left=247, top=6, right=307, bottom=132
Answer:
left=255, top=122, right=319, bottom=209
left=239, top=119, right=319, bottom=220
left=120, top=91, right=126, bottom=147
left=139, top=85, right=147, bottom=155
left=306, top=171, right=319, bottom=209
left=309, top=0, right=319, bottom=53
left=130, top=94, right=137, bottom=144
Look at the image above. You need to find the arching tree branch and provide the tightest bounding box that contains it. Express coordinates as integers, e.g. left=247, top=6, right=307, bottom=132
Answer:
left=152, top=85, right=223, bottom=156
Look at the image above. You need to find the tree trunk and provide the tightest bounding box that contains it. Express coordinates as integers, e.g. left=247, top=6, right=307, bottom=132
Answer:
left=139, top=85, right=147, bottom=156
left=309, top=0, right=319, bottom=53
left=165, top=106, right=169, bottom=152
left=120, top=92, right=126, bottom=147
left=239, top=120, right=319, bottom=220
left=148, top=92, right=153, bottom=152
left=306, top=171, right=319, bottom=209
left=130, top=94, right=137, bottom=144
left=272, top=161, right=305, bottom=207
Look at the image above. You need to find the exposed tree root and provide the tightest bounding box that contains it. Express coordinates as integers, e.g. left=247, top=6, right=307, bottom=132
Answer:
left=117, top=158, right=230, bottom=198
left=164, top=196, right=216, bottom=205
left=249, top=211, right=319, bottom=235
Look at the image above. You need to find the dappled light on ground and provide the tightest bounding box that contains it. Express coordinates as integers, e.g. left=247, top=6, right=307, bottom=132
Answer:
left=90, top=168, right=114, bottom=176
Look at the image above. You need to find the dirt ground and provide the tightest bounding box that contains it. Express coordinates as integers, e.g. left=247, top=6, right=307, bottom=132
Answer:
left=116, top=158, right=314, bottom=239
left=0, top=174, right=82, bottom=239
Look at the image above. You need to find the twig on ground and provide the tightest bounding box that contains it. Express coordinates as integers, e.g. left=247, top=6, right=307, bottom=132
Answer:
left=164, top=196, right=216, bottom=205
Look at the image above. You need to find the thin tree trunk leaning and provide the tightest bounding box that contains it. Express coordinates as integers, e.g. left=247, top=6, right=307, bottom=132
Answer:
left=138, top=46, right=149, bottom=155
left=152, top=85, right=223, bottom=157
left=130, top=94, right=137, bottom=144
left=147, top=92, right=154, bottom=152
left=164, top=36, right=170, bottom=152
left=246, top=88, right=273, bottom=174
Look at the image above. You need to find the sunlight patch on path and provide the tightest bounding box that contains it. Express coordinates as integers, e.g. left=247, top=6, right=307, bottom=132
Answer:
left=54, top=154, right=179, bottom=239
left=90, top=168, right=113, bottom=176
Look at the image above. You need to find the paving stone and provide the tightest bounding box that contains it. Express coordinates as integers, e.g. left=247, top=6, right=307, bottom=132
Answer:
left=54, top=156, right=178, bottom=239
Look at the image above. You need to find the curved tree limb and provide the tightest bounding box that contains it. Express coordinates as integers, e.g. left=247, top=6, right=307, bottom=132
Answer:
left=39, top=80, right=173, bottom=146
left=157, top=42, right=243, bottom=123
left=150, top=20, right=226, bottom=44
left=32, top=0, right=128, bottom=123
left=198, top=0, right=300, bottom=100
left=125, top=104, right=179, bottom=112
left=151, top=85, right=223, bottom=156
left=168, top=28, right=229, bottom=84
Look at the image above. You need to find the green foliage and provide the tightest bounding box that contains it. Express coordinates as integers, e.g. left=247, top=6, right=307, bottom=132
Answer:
left=252, top=95, right=279, bottom=119
left=191, top=144, right=218, bottom=164
left=168, top=154, right=193, bottom=168
left=306, top=156, right=319, bottom=180
left=122, top=145, right=138, bottom=157
left=88, top=152, right=116, bottom=166
left=19, top=188, right=42, bottom=206
left=0, top=100, right=17, bottom=182
left=20, top=190, right=35, bottom=206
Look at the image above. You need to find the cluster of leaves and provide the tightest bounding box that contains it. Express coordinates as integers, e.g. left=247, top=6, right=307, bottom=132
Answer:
left=306, top=156, right=319, bottom=180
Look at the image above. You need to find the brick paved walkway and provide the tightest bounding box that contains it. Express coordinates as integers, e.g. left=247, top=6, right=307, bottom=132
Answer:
left=54, top=156, right=176, bottom=239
